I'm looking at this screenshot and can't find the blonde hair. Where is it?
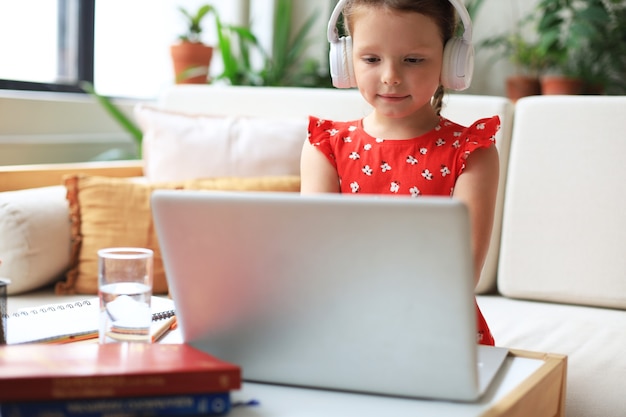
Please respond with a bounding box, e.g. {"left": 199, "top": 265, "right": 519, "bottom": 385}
{"left": 342, "top": 0, "right": 457, "bottom": 115}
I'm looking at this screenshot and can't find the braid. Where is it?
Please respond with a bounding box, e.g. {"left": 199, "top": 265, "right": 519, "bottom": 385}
{"left": 431, "top": 85, "right": 445, "bottom": 115}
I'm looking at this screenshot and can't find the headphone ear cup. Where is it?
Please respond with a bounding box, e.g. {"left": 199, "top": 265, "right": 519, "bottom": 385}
{"left": 329, "top": 36, "right": 356, "bottom": 89}
{"left": 441, "top": 37, "right": 474, "bottom": 91}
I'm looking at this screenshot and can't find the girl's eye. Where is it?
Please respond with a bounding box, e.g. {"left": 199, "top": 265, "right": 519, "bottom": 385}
{"left": 406, "top": 57, "right": 424, "bottom": 64}
{"left": 362, "top": 57, "right": 380, "bottom": 64}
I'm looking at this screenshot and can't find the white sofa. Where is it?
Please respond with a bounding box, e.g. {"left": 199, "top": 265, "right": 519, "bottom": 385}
{"left": 1, "top": 86, "right": 625, "bottom": 417}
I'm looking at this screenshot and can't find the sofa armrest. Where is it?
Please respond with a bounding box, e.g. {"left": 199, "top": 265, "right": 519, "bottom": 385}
{"left": 0, "top": 160, "right": 144, "bottom": 192}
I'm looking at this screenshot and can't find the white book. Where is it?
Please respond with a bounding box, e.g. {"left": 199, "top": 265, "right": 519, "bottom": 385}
{"left": 6, "top": 296, "right": 175, "bottom": 344}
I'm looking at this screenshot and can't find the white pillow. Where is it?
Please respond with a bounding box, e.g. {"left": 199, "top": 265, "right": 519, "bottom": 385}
{"left": 135, "top": 105, "right": 307, "bottom": 182}
{"left": 0, "top": 186, "right": 71, "bottom": 295}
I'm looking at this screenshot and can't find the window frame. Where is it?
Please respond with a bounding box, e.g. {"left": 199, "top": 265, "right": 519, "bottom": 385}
{"left": 0, "top": 0, "right": 95, "bottom": 93}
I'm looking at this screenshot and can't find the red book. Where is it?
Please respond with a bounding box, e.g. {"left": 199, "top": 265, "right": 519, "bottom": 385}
{"left": 0, "top": 343, "right": 241, "bottom": 402}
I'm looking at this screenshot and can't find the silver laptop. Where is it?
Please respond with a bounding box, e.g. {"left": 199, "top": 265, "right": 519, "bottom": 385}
{"left": 151, "top": 190, "right": 508, "bottom": 402}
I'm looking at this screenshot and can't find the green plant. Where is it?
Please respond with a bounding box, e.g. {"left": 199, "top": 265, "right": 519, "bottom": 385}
{"left": 535, "top": 0, "right": 624, "bottom": 91}
{"left": 177, "top": 4, "right": 215, "bottom": 43}
{"left": 80, "top": 81, "right": 143, "bottom": 160}
{"left": 212, "top": 0, "right": 330, "bottom": 88}
{"left": 213, "top": 15, "right": 262, "bottom": 86}
{"left": 260, "top": 0, "right": 325, "bottom": 87}
{"left": 603, "top": 5, "right": 626, "bottom": 94}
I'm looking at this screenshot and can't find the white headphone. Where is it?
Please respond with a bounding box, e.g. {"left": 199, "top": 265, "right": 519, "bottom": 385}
{"left": 327, "top": 0, "right": 474, "bottom": 91}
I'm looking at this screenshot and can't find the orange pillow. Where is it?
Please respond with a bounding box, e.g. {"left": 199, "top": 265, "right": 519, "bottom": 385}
{"left": 57, "top": 175, "right": 300, "bottom": 295}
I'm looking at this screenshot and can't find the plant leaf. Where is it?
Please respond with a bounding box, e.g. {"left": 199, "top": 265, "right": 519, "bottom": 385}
{"left": 80, "top": 81, "right": 142, "bottom": 158}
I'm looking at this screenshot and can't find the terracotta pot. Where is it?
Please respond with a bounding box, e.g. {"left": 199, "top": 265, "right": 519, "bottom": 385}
{"left": 170, "top": 42, "right": 214, "bottom": 84}
{"left": 506, "top": 75, "right": 541, "bottom": 102}
{"left": 582, "top": 83, "right": 605, "bottom": 95}
{"left": 540, "top": 76, "right": 584, "bottom": 95}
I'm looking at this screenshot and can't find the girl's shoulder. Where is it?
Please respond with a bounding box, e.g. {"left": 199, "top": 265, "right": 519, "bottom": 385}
{"left": 308, "top": 116, "right": 360, "bottom": 131}
{"left": 441, "top": 116, "right": 501, "bottom": 141}
{"left": 308, "top": 116, "right": 362, "bottom": 144}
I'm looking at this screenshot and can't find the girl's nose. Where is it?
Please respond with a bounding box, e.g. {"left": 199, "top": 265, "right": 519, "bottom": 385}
{"left": 381, "top": 62, "right": 401, "bottom": 85}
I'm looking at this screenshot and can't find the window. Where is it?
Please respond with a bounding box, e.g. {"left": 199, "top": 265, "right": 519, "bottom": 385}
{"left": 0, "top": 0, "right": 93, "bottom": 93}
{"left": 0, "top": 0, "right": 251, "bottom": 99}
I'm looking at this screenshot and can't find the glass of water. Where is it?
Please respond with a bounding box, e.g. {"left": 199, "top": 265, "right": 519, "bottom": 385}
{"left": 98, "top": 248, "right": 154, "bottom": 344}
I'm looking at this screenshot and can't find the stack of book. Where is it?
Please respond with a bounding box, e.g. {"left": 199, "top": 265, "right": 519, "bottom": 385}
{"left": 0, "top": 343, "right": 242, "bottom": 416}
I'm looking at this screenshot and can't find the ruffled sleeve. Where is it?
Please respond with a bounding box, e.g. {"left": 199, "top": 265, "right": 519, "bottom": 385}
{"left": 308, "top": 116, "right": 338, "bottom": 168}
{"left": 456, "top": 116, "right": 500, "bottom": 175}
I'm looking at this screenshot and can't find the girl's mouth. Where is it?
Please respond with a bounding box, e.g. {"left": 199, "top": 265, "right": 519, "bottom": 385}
{"left": 378, "top": 94, "right": 409, "bottom": 102}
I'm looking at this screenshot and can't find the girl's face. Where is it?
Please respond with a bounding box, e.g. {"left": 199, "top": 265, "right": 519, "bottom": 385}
{"left": 350, "top": 6, "right": 444, "bottom": 123}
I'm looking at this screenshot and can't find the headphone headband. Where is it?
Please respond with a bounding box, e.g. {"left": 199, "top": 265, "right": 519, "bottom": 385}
{"left": 327, "top": 0, "right": 348, "bottom": 43}
{"left": 448, "top": 0, "right": 472, "bottom": 43}
{"left": 328, "top": 0, "right": 473, "bottom": 44}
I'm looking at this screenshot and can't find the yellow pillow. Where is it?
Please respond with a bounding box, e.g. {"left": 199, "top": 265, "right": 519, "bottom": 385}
{"left": 57, "top": 175, "right": 301, "bottom": 295}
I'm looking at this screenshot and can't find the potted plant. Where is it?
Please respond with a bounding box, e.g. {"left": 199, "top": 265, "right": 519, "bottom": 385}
{"left": 170, "top": 4, "right": 215, "bottom": 84}
{"left": 534, "top": 0, "right": 620, "bottom": 95}
{"left": 533, "top": 0, "right": 582, "bottom": 94}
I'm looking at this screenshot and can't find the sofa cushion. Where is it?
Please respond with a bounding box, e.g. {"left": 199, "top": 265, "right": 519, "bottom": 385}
{"left": 478, "top": 295, "right": 626, "bottom": 417}
{"left": 0, "top": 186, "right": 71, "bottom": 295}
{"left": 135, "top": 105, "right": 307, "bottom": 183}
{"left": 498, "top": 96, "right": 626, "bottom": 309}
{"left": 57, "top": 175, "right": 301, "bottom": 295}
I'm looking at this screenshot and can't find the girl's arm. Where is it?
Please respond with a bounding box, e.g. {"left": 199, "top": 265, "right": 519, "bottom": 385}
{"left": 300, "top": 141, "right": 341, "bottom": 194}
{"left": 452, "top": 145, "right": 500, "bottom": 286}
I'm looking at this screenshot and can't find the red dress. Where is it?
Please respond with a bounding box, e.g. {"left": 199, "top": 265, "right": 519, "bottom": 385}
{"left": 308, "top": 115, "right": 500, "bottom": 346}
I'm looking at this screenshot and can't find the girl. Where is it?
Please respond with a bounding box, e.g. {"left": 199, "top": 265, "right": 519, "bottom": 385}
{"left": 300, "top": 0, "right": 499, "bottom": 345}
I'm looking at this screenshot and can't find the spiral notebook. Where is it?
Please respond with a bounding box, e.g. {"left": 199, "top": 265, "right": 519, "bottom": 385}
{"left": 5, "top": 296, "right": 176, "bottom": 345}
